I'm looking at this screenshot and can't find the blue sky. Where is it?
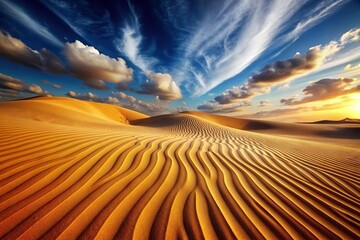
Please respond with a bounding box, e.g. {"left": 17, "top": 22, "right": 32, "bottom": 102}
{"left": 0, "top": 0, "right": 360, "bottom": 119}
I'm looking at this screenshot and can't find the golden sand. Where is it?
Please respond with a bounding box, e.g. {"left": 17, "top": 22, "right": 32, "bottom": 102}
{"left": 0, "top": 97, "right": 359, "bottom": 239}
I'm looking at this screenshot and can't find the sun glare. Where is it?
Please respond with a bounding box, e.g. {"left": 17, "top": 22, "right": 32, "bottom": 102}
{"left": 346, "top": 93, "right": 360, "bottom": 117}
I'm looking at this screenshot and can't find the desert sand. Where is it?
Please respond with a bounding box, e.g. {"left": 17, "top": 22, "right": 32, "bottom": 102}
{"left": 0, "top": 97, "right": 359, "bottom": 239}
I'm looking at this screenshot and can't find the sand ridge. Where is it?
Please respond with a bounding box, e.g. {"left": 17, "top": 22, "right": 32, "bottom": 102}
{"left": 0, "top": 97, "right": 359, "bottom": 239}
{"left": 183, "top": 111, "right": 360, "bottom": 148}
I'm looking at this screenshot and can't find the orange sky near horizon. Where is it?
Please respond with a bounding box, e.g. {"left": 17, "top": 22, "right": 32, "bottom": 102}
{"left": 243, "top": 93, "right": 360, "bottom": 122}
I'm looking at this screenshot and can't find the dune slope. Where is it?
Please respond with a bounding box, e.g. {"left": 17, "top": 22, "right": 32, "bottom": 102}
{"left": 184, "top": 111, "right": 360, "bottom": 148}
{"left": 0, "top": 98, "right": 359, "bottom": 239}
{"left": 0, "top": 97, "right": 148, "bottom": 127}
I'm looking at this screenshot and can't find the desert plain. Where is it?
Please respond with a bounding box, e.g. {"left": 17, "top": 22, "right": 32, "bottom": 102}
{"left": 0, "top": 97, "right": 359, "bottom": 239}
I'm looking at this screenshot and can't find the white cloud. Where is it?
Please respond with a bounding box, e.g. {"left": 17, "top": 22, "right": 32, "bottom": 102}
{"left": 66, "top": 91, "right": 100, "bottom": 101}
{"left": 181, "top": 1, "right": 306, "bottom": 96}
{"left": 340, "top": 28, "right": 360, "bottom": 45}
{"left": 157, "top": 0, "right": 346, "bottom": 97}
{"left": 63, "top": 40, "right": 133, "bottom": 90}
{"left": 344, "top": 63, "right": 360, "bottom": 71}
{"left": 40, "top": 0, "right": 114, "bottom": 40}
{"left": 207, "top": 27, "right": 359, "bottom": 108}
{"left": 116, "top": 25, "right": 154, "bottom": 72}
{"left": 115, "top": 0, "right": 157, "bottom": 72}
{"left": 27, "top": 84, "right": 43, "bottom": 94}
{"left": 283, "top": 0, "right": 346, "bottom": 43}
{"left": 138, "top": 72, "right": 182, "bottom": 100}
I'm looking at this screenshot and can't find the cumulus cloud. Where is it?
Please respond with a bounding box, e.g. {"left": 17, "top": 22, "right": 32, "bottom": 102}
{"left": 104, "top": 96, "right": 121, "bottom": 104}
{"left": 248, "top": 44, "right": 340, "bottom": 88}
{"left": 63, "top": 40, "right": 133, "bottom": 90}
{"left": 0, "top": 73, "right": 51, "bottom": 99}
{"left": 259, "top": 100, "right": 271, "bottom": 107}
{"left": 340, "top": 28, "right": 360, "bottom": 45}
{"left": 137, "top": 72, "right": 182, "bottom": 100}
{"left": 114, "top": 91, "right": 136, "bottom": 103}
{"left": 66, "top": 90, "right": 170, "bottom": 115}
{"left": 281, "top": 78, "right": 360, "bottom": 105}
{"left": 280, "top": 96, "right": 297, "bottom": 105}
{"left": 344, "top": 63, "right": 360, "bottom": 71}
{"left": 214, "top": 84, "right": 270, "bottom": 104}
{"left": 110, "top": 92, "right": 168, "bottom": 115}
{"left": 26, "top": 84, "right": 43, "bottom": 94}
{"left": 66, "top": 91, "right": 100, "bottom": 101}
{"left": 174, "top": 102, "right": 189, "bottom": 113}
{"left": 197, "top": 100, "right": 251, "bottom": 113}
{"left": 0, "top": 73, "right": 26, "bottom": 91}
{"left": 0, "top": 33, "right": 135, "bottom": 91}
{"left": 0, "top": 31, "right": 67, "bottom": 74}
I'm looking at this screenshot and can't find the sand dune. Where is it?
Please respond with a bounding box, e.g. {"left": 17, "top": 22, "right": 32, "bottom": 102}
{"left": 184, "top": 111, "right": 360, "bottom": 148}
{"left": 0, "top": 97, "right": 359, "bottom": 239}
{"left": 1, "top": 97, "right": 148, "bottom": 127}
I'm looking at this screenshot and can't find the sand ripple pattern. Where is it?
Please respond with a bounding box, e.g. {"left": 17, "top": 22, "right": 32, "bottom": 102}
{"left": 0, "top": 113, "right": 359, "bottom": 240}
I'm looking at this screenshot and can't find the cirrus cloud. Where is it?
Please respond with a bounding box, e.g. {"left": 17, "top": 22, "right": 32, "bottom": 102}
{"left": 199, "top": 27, "right": 358, "bottom": 112}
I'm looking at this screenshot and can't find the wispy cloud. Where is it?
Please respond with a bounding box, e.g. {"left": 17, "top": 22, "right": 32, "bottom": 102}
{"left": 40, "top": 0, "right": 114, "bottom": 40}
{"left": 0, "top": 1, "right": 63, "bottom": 46}
{"left": 115, "top": 0, "right": 157, "bottom": 72}
{"left": 156, "top": 0, "right": 347, "bottom": 97}
{"left": 199, "top": 27, "right": 360, "bottom": 112}
{"left": 282, "top": 0, "right": 347, "bottom": 43}
{"left": 176, "top": 0, "right": 305, "bottom": 96}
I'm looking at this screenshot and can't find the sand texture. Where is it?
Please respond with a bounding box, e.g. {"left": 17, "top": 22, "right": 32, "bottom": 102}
{"left": 0, "top": 97, "right": 359, "bottom": 239}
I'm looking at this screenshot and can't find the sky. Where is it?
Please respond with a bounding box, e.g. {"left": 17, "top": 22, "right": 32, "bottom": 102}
{"left": 0, "top": 0, "right": 360, "bottom": 121}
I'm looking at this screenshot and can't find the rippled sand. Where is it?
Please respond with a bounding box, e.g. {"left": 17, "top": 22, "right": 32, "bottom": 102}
{"left": 0, "top": 97, "right": 359, "bottom": 239}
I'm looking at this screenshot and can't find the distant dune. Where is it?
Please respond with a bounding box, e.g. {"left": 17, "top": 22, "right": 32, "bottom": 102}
{"left": 183, "top": 111, "right": 360, "bottom": 148}
{"left": 307, "top": 118, "right": 360, "bottom": 124}
{"left": 0, "top": 97, "right": 359, "bottom": 239}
